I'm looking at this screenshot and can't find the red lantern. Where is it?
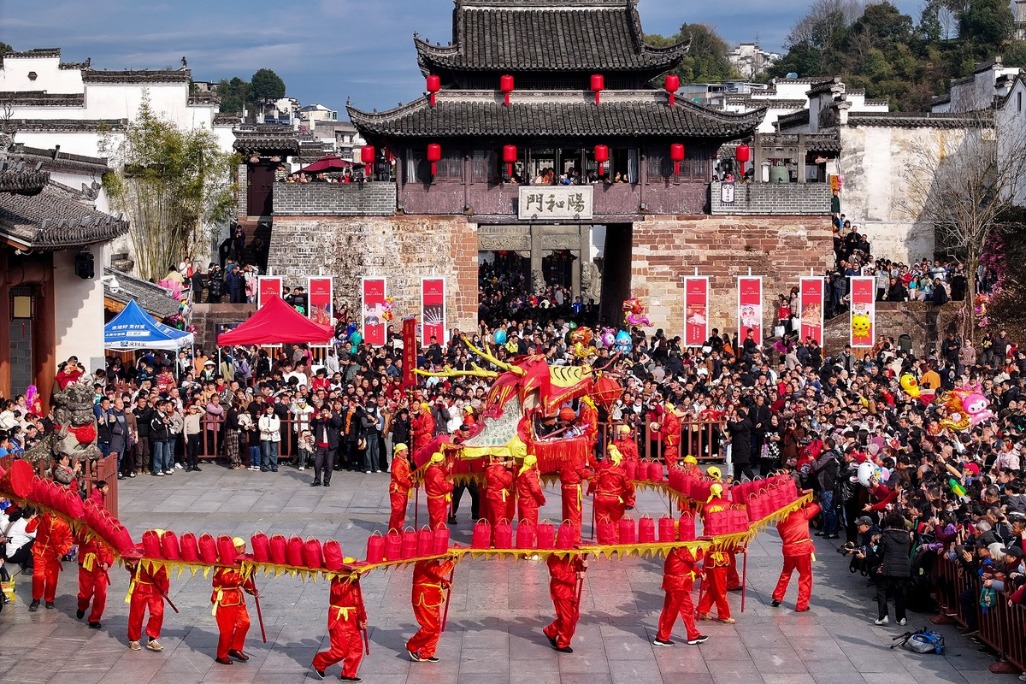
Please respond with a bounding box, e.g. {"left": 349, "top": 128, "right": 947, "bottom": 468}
{"left": 500, "top": 74, "right": 514, "bottom": 107}
{"left": 594, "top": 144, "right": 609, "bottom": 177}
{"left": 502, "top": 144, "right": 517, "bottom": 178}
{"left": 736, "top": 144, "right": 751, "bottom": 175}
{"left": 426, "top": 74, "right": 441, "bottom": 107}
{"left": 427, "top": 143, "right": 442, "bottom": 176}
{"left": 665, "top": 74, "right": 680, "bottom": 107}
{"left": 670, "top": 143, "right": 685, "bottom": 176}
{"left": 590, "top": 73, "right": 605, "bottom": 105}
{"left": 361, "top": 145, "right": 376, "bottom": 180}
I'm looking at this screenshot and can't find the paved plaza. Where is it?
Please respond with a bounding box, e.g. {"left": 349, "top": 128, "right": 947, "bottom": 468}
{"left": 0, "top": 465, "right": 1012, "bottom": 683}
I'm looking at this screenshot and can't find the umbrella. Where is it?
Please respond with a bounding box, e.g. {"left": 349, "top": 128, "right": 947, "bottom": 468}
{"left": 298, "top": 154, "right": 354, "bottom": 174}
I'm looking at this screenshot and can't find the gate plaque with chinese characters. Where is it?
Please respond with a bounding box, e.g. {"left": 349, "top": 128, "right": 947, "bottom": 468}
{"left": 518, "top": 186, "right": 593, "bottom": 220}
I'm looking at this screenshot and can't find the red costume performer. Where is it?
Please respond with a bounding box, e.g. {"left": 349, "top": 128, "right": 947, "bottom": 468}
{"left": 411, "top": 403, "right": 435, "bottom": 455}
{"left": 515, "top": 454, "right": 545, "bottom": 527}
{"left": 771, "top": 502, "right": 821, "bottom": 612}
{"left": 655, "top": 546, "right": 707, "bottom": 645}
{"left": 592, "top": 445, "right": 635, "bottom": 524}
{"left": 559, "top": 459, "right": 593, "bottom": 542}
{"left": 30, "top": 512, "right": 73, "bottom": 609}
{"left": 612, "top": 425, "right": 640, "bottom": 463}
{"left": 424, "top": 452, "right": 453, "bottom": 531}
{"left": 580, "top": 397, "right": 599, "bottom": 449}
{"left": 312, "top": 572, "right": 367, "bottom": 680}
{"left": 76, "top": 531, "right": 114, "bottom": 627}
{"left": 407, "top": 557, "right": 455, "bottom": 662}
{"left": 389, "top": 444, "right": 413, "bottom": 532}
{"left": 126, "top": 558, "right": 170, "bottom": 651}
{"left": 660, "top": 404, "right": 683, "bottom": 463}
{"left": 543, "top": 554, "right": 586, "bottom": 652}
{"left": 483, "top": 459, "right": 514, "bottom": 525}
{"left": 705, "top": 467, "right": 741, "bottom": 590}
{"left": 697, "top": 484, "right": 734, "bottom": 622}
{"left": 211, "top": 539, "right": 256, "bottom": 665}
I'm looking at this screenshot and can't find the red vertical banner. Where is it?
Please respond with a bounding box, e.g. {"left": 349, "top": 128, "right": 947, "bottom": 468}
{"left": 307, "top": 276, "right": 333, "bottom": 348}
{"left": 401, "top": 316, "right": 418, "bottom": 390}
{"left": 421, "top": 277, "right": 446, "bottom": 347}
{"left": 737, "top": 276, "right": 764, "bottom": 345}
{"left": 361, "top": 277, "right": 387, "bottom": 347}
{"left": 798, "top": 276, "right": 825, "bottom": 346}
{"left": 257, "top": 276, "right": 283, "bottom": 309}
{"left": 682, "top": 276, "right": 709, "bottom": 347}
{"left": 849, "top": 276, "right": 876, "bottom": 348}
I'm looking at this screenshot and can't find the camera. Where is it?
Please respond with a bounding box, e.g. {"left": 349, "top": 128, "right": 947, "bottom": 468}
{"left": 837, "top": 542, "right": 855, "bottom": 555}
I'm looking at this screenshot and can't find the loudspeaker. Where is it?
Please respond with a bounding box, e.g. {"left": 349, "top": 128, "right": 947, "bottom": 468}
{"left": 74, "top": 250, "right": 94, "bottom": 279}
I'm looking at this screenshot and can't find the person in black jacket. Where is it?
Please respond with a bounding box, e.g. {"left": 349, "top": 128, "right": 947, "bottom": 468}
{"left": 873, "top": 513, "right": 911, "bottom": 625}
{"left": 813, "top": 439, "right": 841, "bottom": 539}
{"left": 132, "top": 396, "right": 154, "bottom": 477}
{"left": 725, "top": 407, "right": 754, "bottom": 481}
{"left": 149, "top": 401, "right": 173, "bottom": 477}
{"left": 310, "top": 406, "right": 343, "bottom": 487}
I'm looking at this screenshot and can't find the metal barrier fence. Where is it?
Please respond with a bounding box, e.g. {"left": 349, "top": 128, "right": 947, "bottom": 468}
{"left": 0, "top": 453, "right": 118, "bottom": 517}
{"left": 933, "top": 554, "right": 1025, "bottom": 673}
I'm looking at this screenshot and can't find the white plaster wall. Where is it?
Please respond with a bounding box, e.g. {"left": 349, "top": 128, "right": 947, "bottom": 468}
{"left": 0, "top": 55, "right": 85, "bottom": 93}
{"left": 13, "top": 131, "right": 118, "bottom": 158}
{"left": 997, "top": 80, "right": 1026, "bottom": 207}
{"left": 53, "top": 245, "right": 107, "bottom": 374}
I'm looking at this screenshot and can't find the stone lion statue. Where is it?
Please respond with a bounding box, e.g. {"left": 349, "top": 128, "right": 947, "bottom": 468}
{"left": 24, "top": 380, "right": 101, "bottom": 464}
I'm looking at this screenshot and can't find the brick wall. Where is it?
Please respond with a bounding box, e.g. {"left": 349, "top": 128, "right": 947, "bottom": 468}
{"left": 191, "top": 303, "right": 257, "bottom": 354}
{"left": 710, "top": 181, "right": 832, "bottom": 215}
{"left": 273, "top": 182, "right": 397, "bottom": 216}
{"left": 268, "top": 215, "right": 478, "bottom": 333}
{"left": 631, "top": 216, "right": 835, "bottom": 335}
{"left": 236, "top": 163, "right": 247, "bottom": 218}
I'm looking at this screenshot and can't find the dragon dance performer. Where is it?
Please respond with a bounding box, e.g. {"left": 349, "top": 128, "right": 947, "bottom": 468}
{"left": 483, "top": 457, "right": 514, "bottom": 543}
{"left": 313, "top": 565, "right": 367, "bottom": 681}
{"left": 211, "top": 538, "right": 257, "bottom": 665}
{"left": 705, "top": 466, "right": 742, "bottom": 590}
{"left": 771, "top": 501, "right": 821, "bottom": 612}
{"left": 659, "top": 402, "right": 683, "bottom": 464}
{"left": 125, "top": 545, "right": 171, "bottom": 652}
{"left": 579, "top": 396, "right": 600, "bottom": 454}
{"left": 558, "top": 458, "right": 593, "bottom": 542}
{"left": 697, "top": 484, "right": 735, "bottom": 624}
{"left": 410, "top": 402, "right": 435, "bottom": 455}
{"left": 591, "top": 444, "right": 635, "bottom": 524}
{"left": 424, "top": 452, "right": 453, "bottom": 531}
{"left": 543, "top": 554, "right": 586, "bottom": 653}
{"left": 654, "top": 546, "right": 708, "bottom": 646}
{"left": 29, "top": 510, "right": 73, "bottom": 611}
{"left": 612, "top": 425, "right": 640, "bottom": 464}
{"left": 388, "top": 444, "right": 413, "bottom": 532}
{"left": 516, "top": 454, "right": 545, "bottom": 527}
{"left": 76, "top": 529, "right": 114, "bottom": 628}
{"left": 407, "top": 557, "right": 455, "bottom": 663}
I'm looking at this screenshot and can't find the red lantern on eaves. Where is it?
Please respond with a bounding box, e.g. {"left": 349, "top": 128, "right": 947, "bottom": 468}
{"left": 427, "top": 143, "right": 442, "bottom": 176}
{"left": 426, "top": 74, "right": 441, "bottom": 107}
{"left": 360, "top": 145, "right": 376, "bottom": 179}
{"left": 665, "top": 74, "right": 680, "bottom": 107}
{"left": 500, "top": 74, "right": 514, "bottom": 107}
{"left": 594, "top": 144, "right": 609, "bottom": 177}
{"left": 590, "top": 73, "right": 605, "bottom": 105}
{"left": 736, "top": 144, "right": 751, "bottom": 175}
{"left": 670, "top": 143, "right": 685, "bottom": 176}
{"left": 502, "top": 145, "right": 517, "bottom": 178}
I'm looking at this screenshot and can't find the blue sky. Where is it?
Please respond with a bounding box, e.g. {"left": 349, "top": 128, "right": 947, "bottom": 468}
{"left": 2, "top": 0, "right": 924, "bottom": 114}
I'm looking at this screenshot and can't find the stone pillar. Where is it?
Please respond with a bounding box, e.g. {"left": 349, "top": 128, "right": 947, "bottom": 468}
{"left": 578, "top": 225, "right": 591, "bottom": 296}
{"left": 530, "top": 223, "right": 545, "bottom": 292}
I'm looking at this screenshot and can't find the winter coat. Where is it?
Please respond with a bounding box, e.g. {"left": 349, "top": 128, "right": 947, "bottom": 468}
{"left": 875, "top": 528, "right": 911, "bottom": 578}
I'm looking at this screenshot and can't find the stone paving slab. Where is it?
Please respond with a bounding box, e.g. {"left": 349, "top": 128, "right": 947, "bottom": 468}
{"left": 0, "top": 464, "right": 1017, "bottom": 683}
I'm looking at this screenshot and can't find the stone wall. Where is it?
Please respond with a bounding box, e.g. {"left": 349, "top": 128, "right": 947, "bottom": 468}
{"left": 822, "top": 301, "right": 962, "bottom": 357}
{"left": 191, "top": 303, "right": 256, "bottom": 354}
{"left": 273, "top": 183, "right": 397, "bottom": 216}
{"left": 630, "top": 216, "right": 835, "bottom": 335}
{"left": 710, "top": 181, "right": 832, "bottom": 215}
{"left": 268, "top": 215, "right": 478, "bottom": 333}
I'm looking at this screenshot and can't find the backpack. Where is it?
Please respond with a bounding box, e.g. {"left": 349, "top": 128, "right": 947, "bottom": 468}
{"left": 891, "top": 628, "right": 945, "bottom": 655}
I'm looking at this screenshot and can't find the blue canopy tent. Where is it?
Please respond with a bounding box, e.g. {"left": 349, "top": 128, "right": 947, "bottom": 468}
{"left": 104, "top": 300, "right": 194, "bottom": 351}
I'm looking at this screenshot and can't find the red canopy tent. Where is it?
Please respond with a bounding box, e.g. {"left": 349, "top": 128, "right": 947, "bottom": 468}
{"left": 298, "top": 154, "right": 354, "bottom": 174}
{"left": 217, "top": 296, "right": 334, "bottom": 346}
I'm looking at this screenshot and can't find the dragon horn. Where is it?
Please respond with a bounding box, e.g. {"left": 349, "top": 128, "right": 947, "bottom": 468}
{"left": 462, "top": 336, "right": 526, "bottom": 376}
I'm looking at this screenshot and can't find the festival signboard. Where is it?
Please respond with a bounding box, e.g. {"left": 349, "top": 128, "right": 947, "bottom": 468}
{"left": 257, "top": 276, "right": 283, "bottom": 309}
{"left": 307, "top": 277, "right": 333, "bottom": 345}
{"left": 799, "top": 276, "right": 825, "bottom": 346}
{"left": 402, "top": 316, "right": 418, "bottom": 391}
{"left": 849, "top": 276, "right": 876, "bottom": 348}
{"left": 361, "top": 277, "right": 387, "bottom": 347}
{"left": 737, "top": 276, "right": 764, "bottom": 345}
{"left": 682, "top": 276, "right": 709, "bottom": 347}
{"left": 421, "top": 277, "right": 446, "bottom": 347}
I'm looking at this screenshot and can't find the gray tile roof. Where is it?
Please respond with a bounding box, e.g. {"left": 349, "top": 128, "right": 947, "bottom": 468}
{"left": 846, "top": 111, "right": 992, "bottom": 128}
{"left": 103, "top": 267, "right": 181, "bottom": 319}
{"left": 348, "top": 94, "right": 763, "bottom": 139}
{"left": 233, "top": 130, "right": 300, "bottom": 154}
{"left": 0, "top": 185, "right": 128, "bottom": 249}
{"left": 82, "top": 69, "right": 191, "bottom": 84}
{"left": 415, "top": 0, "right": 687, "bottom": 73}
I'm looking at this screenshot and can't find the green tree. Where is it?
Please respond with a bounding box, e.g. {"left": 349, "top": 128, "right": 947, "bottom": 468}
{"left": 0, "top": 42, "right": 13, "bottom": 57}
{"left": 248, "top": 68, "right": 286, "bottom": 106}
{"left": 647, "top": 24, "right": 741, "bottom": 82}
{"left": 959, "top": 0, "right": 1014, "bottom": 48}
{"left": 101, "top": 99, "right": 238, "bottom": 281}
{"left": 217, "top": 76, "right": 249, "bottom": 113}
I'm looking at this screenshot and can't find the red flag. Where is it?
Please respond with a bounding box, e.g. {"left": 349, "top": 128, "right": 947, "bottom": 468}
{"left": 402, "top": 317, "right": 418, "bottom": 390}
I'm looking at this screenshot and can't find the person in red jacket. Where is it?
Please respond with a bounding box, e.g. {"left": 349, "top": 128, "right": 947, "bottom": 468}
{"left": 29, "top": 511, "right": 73, "bottom": 611}
{"left": 654, "top": 546, "right": 708, "bottom": 646}
{"left": 483, "top": 458, "right": 514, "bottom": 544}
{"left": 389, "top": 444, "right": 413, "bottom": 532}
{"left": 543, "top": 553, "right": 586, "bottom": 653}
{"left": 76, "top": 530, "right": 114, "bottom": 628}
{"left": 407, "top": 557, "right": 455, "bottom": 663}
{"left": 579, "top": 396, "right": 599, "bottom": 450}
{"left": 697, "top": 484, "right": 735, "bottom": 623}
{"left": 211, "top": 538, "right": 257, "bottom": 665}
{"left": 424, "top": 452, "right": 453, "bottom": 531}
{"left": 125, "top": 553, "right": 170, "bottom": 652}
{"left": 516, "top": 454, "right": 545, "bottom": 527}
{"left": 313, "top": 567, "right": 367, "bottom": 681}
{"left": 660, "top": 403, "right": 683, "bottom": 463}
{"left": 410, "top": 402, "right": 435, "bottom": 456}
{"left": 771, "top": 502, "right": 821, "bottom": 612}
{"left": 592, "top": 445, "right": 635, "bottom": 524}
{"left": 612, "top": 425, "right": 640, "bottom": 463}
{"left": 559, "top": 458, "right": 593, "bottom": 542}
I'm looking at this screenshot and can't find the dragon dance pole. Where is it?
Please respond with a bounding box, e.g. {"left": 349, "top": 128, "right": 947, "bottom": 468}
{"left": 441, "top": 563, "right": 457, "bottom": 632}
{"left": 740, "top": 545, "right": 748, "bottom": 613}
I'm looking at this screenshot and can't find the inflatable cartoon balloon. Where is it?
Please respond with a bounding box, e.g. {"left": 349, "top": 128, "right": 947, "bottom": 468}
{"left": 899, "top": 374, "right": 921, "bottom": 399}
{"left": 493, "top": 329, "right": 507, "bottom": 345}
{"left": 857, "top": 462, "right": 890, "bottom": 487}
{"left": 614, "top": 330, "right": 633, "bottom": 354}
{"left": 600, "top": 329, "right": 616, "bottom": 348}
{"left": 346, "top": 322, "right": 358, "bottom": 336}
